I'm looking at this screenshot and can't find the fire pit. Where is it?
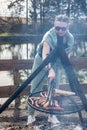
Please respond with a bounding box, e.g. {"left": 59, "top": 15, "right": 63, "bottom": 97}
{"left": 28, "top": 89, "right": 84, "bottom": 124}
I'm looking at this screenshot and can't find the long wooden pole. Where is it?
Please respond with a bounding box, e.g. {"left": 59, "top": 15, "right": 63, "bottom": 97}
{"left": 0, "top": 48, "right": 57, "bottom": 114}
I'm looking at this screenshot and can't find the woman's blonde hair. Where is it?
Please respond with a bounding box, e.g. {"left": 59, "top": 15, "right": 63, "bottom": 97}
{"left": 55, "top": 15, "right": 69, "bottom": 23}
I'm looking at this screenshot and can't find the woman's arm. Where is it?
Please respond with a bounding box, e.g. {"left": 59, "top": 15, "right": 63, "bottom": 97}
{"left": 42, "top": 42, "right": 55, "bottom": 82}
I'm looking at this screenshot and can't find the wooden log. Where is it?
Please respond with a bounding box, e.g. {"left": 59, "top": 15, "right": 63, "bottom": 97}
{"left": 55, "top": 89, "right": 75, "bottom": 95}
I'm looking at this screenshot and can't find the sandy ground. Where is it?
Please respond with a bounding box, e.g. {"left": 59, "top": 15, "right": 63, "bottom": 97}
{"left": 0, "top": 101, "right": 87, "bottom": 130}
{"left": 0, "top": 94, "right": 87, "bottom": 130}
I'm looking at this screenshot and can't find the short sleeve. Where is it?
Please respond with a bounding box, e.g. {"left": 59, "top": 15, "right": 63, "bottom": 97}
{"left": 41, "top": 32, "right": 53, "bottom": 48}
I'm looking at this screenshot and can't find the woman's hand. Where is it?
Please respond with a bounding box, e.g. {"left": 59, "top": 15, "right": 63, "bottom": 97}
{"left": 48, "top": 68, "right": 55, "bottom": 82}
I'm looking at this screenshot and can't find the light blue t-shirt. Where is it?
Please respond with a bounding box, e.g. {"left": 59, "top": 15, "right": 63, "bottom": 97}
{"left": 37, "top": 27, "right": 74, "bottom": 56}
{"left": 36, "top": 27, "right": 74, "bottom": 88}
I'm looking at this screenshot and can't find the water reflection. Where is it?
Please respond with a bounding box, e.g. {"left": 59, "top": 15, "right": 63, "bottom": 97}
{"left": 0, "top": 43, "right": 34, "bottom": 59}
{"left": 0, "top": 43, "right": 34, "bottom": 86}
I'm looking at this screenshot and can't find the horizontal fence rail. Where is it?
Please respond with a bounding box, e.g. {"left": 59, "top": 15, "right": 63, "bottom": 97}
{"left": 0, "top": 34, "right": 87, "bottom": 44}
{"left": 0, "top": 83, "right": 87, "bottom": 98}
{"left": 0, "top": 57, "right": 87, "bottom": 98}
{"left": 0, "top": 57, "right": 87, "bottom": 71}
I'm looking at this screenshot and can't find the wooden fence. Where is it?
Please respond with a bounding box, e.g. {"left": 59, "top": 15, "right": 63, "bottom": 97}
{"left": 0, "top": 34, "right": 87, "bottom": 117}
{"left": 0, "top": 56, "right": 87, "bottom": 118}
{"left": 0, "top": 56, "right": 87, "bottom": 97}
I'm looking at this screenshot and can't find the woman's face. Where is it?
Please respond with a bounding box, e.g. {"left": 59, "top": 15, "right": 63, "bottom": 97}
{"left": 54, "top": 21, "right": 68, "bottom": 36}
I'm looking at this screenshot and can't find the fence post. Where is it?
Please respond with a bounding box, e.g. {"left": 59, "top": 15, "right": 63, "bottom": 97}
{"left": 12, "top": 56, "right": 20, "bottom": 119}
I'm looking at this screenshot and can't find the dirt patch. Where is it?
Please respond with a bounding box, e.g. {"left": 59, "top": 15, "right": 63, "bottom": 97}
{"left": 0, "top": 104, "right": 87, "bottom": 130}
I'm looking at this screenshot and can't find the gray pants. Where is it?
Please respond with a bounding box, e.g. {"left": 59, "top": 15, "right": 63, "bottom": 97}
{"left": 28, "top": 53, "right": 61, "bottom": 115}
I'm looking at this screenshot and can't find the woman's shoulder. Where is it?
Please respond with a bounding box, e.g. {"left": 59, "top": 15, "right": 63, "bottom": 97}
{"left": 44, "top": 27, "right": 55, "bottom": 36}
{"left": 66, "top": 30, "right": 74, "bottom": 39}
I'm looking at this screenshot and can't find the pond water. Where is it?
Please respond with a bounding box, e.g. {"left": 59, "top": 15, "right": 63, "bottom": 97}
{"left": 0, "top": 43, "right": 34, "bottom": 86}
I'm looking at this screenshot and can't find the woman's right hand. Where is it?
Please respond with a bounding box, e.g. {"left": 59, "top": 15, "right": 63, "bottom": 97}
{"left": 48, "top": 68, "right": 55, "bottom": 82}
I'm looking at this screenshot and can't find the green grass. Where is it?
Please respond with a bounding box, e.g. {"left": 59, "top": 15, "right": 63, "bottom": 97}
{"left": 0, "top": 33, "right": 29, "bottom": 36}
{"left": 0, "top": 33, "right": 42, "bottom": 36}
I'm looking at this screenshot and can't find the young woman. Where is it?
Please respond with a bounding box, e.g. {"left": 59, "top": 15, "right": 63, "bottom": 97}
{"left": 27, "top": 14, "right": 74, "bottom": 125}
